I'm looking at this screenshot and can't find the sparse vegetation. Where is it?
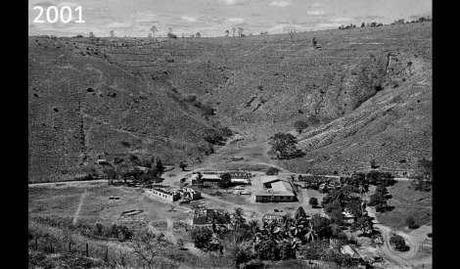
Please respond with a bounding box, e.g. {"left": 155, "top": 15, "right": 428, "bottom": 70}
{"left": 29, "top": 20, "right": 431, "bottom": 269}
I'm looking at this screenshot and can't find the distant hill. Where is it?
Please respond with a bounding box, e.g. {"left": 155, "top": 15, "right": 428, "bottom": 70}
{"left": 28, "top": 21, "right": 431, "bottom": 181}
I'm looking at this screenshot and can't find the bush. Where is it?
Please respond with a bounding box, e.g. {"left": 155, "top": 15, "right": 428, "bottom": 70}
{"left": 406, "top": 216, "right": 419, "bottom": 229}
{"left": 390, "top": 234, "right": 410, "bottom": 252}
{"left": 293, "top": 120, "right": 309, "bottom": 133}
{"left": 191, "top": 226, "right": 213, "bottom": 250}
{"left": 218, "top": 173, "right": 232, "bottom": 188}
{"left": 366, "top": 171, "right": 396, "bottom": 187}
{"left": 266, "top": 167, "right": 279, "bottom": 175}
{"left": 309, "top": 197, "right": 319, "bottom": 208}
{"left": 269, "top": 133, "right": 304, "bottom": 159}
{"left": 203, "top": 129, "right": 226, "bottom": 145}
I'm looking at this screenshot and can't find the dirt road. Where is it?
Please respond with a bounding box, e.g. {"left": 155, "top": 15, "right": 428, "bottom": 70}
{"left": 367, "top": 207, "right": 430, "bottom": 268}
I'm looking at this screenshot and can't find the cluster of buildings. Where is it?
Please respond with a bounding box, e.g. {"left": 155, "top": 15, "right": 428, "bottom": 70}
{"left": 189, "top": 170, "right": 253, "bottom": 186}
{"left": 145, "top": 186, "right": 201, "bottom": 202}
{"left": 255, "top": 176, "right": 297, "bottom": 203}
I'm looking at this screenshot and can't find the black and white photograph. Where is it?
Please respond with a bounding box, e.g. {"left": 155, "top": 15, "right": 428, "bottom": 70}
{"left": 28, "top": 0, "right": 432, "bottom": 268}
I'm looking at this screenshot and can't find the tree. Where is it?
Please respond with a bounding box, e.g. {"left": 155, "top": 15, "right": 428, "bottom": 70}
{"left": 219, "top": 172, "right": 232, "bottom": 188}
{"left": 195, "top": 32, "right": 201, "bottom": 38}
{"left": 231, "top": 27, "right": 236, "bottom": 37}
{"left": 225, "top": 29, "right": 230, "bottom": 37}
{"left": 191, "top": 226, "right": 213, "bottom": 250}
{"left": 294, "top": 120, "right": 309, "bottom": 133}
{"left": 310, "top": 214, "right": 332, "bottom": 239}
{"left": 167, "top": 27, "right": 177, "bottom": 38}
{"left": 232, "top": 242, "right": 253, "bottom": 267}
{"left": 179, "top": 161, "right": 187, "bottom": 171}
{"left": 390, "top": 234, "right": 409, "bottom": 252}
{"left": 288, "top": 29, "right": 296, "bottom": 40}
{"left": 370, "top": 159, "right": 379, "bottom": 169}
{"left": 294, "top": 206, "right": 307, "bottom": 221}
{"left": 309, "top": 197, "right": 319, "bottom": 208}
{"left": 406, "top": 216, "right": 419, "bottom": 229}
{"left": 155, "top": 159, "right": 165, "bottom": 174}
{"left": 89, "top": 32, "right": 95, "bottom": 38}
{"left": 413, "top": 158, "right": 432, "bottom": 191}
{"left": 361, "top": 22, "right": 365, "bottom": 28}
{"left": 130, "top": 229, "right": 169, "bottom": 268}
{"left": 150, "top": 25, "right": 158, "bottom": 38}
{"left": 266, "top": 167, "right": 279, "bottom": 175}
{"left": 269, "top": 133, "right": 303, "bottom": 159}
{"left": 102, "top": 165, "right": 117, "bottom": 184}
{"left": 312, "top": 37, "right": 317, "bottom": 47}
{"left": 110, "top": 30, "right": 115, "bottom": 38}
{"left": 237, "top": 27, "right": 244, "bottom": 37}
{"left": 351, "top": 214, "right": 375, "bottom": 236}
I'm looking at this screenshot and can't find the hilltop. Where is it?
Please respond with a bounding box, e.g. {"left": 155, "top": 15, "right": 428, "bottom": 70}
{"left": 28, "top": 21, "right": 431, "bottom": 181}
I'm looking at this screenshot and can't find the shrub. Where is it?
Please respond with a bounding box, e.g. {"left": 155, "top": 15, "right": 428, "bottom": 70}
{"left": 366, "top": 171, "right": 396, "bottom": 186}
{"left": 390, "top": 234, "right": 409, "bottom": 252}
{"left": 218, "top": 173, "right": 232, "bottom": 188}
{"left": 309, "top": 197, "right": 319, "bottom": 208}
{"left": 293, "top": 120, "right": 309, "bottom": 133}
{"left": 269, "top": 133, "right": 304, "bottom": 159}
{"left": 266, "top": 167, "right": 279, "bottom": 175}
{"left": 203, "top": 129, "right": 225, "bottom": 145}
{"left": 406, "top": 216, "right": 419, "bottom": 229}
{"left": 191, "top": 226, "right": 213, "bottom": 250}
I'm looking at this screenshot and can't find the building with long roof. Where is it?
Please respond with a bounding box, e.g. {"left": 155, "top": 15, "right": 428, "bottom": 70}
{"left": 255, "top": 177, "right": 297, "bottom": 202}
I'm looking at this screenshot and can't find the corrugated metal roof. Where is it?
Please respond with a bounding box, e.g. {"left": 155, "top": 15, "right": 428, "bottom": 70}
{"left": 256, "top": 181, "right": 295, "bottom": 196}
{"left": 261, "top": 176, "right": 282, "bottom": 184}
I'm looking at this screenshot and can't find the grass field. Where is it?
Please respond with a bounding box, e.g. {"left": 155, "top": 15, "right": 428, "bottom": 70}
{"left": 377, "top": 181, "right": 432, "bottom": 229}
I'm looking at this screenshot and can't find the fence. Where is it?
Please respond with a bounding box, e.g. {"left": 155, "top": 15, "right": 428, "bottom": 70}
{"left": 29, "top": 236, "right": 138, "bottom": 266}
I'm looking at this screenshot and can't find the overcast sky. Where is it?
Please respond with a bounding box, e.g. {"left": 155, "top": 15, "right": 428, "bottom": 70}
{"left": 29, "top": 0, "right": 432, "bottom": 37}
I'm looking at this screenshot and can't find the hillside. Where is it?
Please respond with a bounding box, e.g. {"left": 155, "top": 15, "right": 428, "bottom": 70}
{"left": 28, "top": 37, "right": 223, "bottom": 182}
{"left": 28, "top": 22, "right": 431, "bottom": 181}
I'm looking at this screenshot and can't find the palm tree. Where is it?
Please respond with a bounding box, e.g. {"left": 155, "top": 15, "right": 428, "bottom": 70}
{"left": 305, "top": 222, "right": 317, "bottom": 242}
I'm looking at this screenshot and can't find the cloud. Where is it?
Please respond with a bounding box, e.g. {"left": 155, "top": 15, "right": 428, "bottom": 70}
{"left": 330, "top": 17, "right": 353, "bottom": 23}
{"left": 181, "top": 16, "right": 197, "bottom": 22}
{"left": 311, "top": 2, "right": 323, "bottom": 8}
{"left": 227, "top": 17, "right": 245, "bottom": 24}
{"left": 107, "top": 21, "right": 134, "bottom": 29}
{"left": 307, "top": 10, "right": 325, "bottom": 16}
{"left": 267, "top": 23, "right": 308, "bottom": 34}
{"left": 269, "top": 1, "right": 291, "bottom": 8}
{"left": 315, "top": 22, "right": 341, "bottom": 29}
{"left": 219, "top": 0, "right": 248, "bottom": 6}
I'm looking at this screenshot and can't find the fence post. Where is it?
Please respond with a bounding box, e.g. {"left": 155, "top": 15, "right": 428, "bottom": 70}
{"left": 105, "top": 246, "right": 108, "bottom": 262}
{"left": 85, "top": 242, "right": 89, "bottom": 257}
{"left": 68, "top": 241, "right": 72, "bottom": 252}
{"left": 49, "top": 242, "right": 53, "bottom": 253}
{"left": 35, "top": 238, "right": 38, "bottom": 251}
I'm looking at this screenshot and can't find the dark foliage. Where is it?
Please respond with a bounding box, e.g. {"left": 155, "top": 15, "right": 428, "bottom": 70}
{"left": 293, "top": 120, "right": 309, "bottom": 133}
{"left": 269, "top": 133, "right": 304, "bottom": 159}
{"left": 390, "top": 234, "right": 410, "bottom": 252}
{"left": 265, "top": 167, "right": 279, "bottom": 175}
{"left": 405, "top": 216, "right": 419, "bottom": 229}
{"left": 309, "top": 197, "right": 319, "bottom": 208}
